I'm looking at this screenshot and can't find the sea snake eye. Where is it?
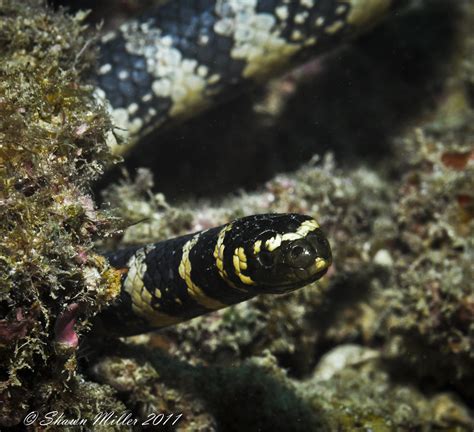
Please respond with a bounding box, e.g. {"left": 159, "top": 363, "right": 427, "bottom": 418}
{"left": 288, "top": 243, "right": 314, "bottom": 268}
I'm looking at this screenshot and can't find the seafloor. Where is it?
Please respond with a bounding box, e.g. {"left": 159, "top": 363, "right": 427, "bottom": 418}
{"left": 0, "top": 0, "right": 473, "bottom": 430}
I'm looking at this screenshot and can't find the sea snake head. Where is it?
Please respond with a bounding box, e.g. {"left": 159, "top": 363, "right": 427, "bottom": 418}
{"left": 225, "top": 214, "right": 332, "bottom": 294}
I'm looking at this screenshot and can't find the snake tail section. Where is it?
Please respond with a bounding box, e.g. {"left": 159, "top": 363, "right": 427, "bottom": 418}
{"left": 96, "top": 213, "right": 332, "bottom": 336}
{"left": 94, "top": 0, "right": 399, "bottom": 155}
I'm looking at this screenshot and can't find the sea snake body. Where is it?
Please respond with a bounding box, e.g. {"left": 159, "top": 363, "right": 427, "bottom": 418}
{"left": 94, "top": 0, "right": 398, "bottom": 335}
{"left": 93, "top": 0, "right": 398, "bottom": 155}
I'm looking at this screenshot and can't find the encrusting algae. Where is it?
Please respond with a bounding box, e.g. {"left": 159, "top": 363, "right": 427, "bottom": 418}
{"left": 0, "top": 0, "right": 123, "bottom": 426}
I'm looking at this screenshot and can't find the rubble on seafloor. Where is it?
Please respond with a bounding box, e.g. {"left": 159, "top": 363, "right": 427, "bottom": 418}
{"left": 0, "top": 0, "right": 473, "bottom": 430}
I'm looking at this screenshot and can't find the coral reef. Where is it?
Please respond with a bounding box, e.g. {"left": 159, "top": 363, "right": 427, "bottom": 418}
{"left": 0, "top": 0, "right": 122, "bottom": 426}
{"left": 383, "top": 124, "right": 474, "bottom": 398}
{"left": 1, "top": 0, "right": 473, "bottom": 430}
{"left": 299, "top": 345, "right": 474, "bottom": 430}
{"left": 93, "top": 1, "right": 474, "bottom": 429}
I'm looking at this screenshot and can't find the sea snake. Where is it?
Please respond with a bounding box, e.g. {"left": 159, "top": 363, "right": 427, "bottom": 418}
{"left": 96, "top": 214, "right": 332, "bottom": 336}
{"left": 93, "top": 0, "right": 398, "bottom": 335}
